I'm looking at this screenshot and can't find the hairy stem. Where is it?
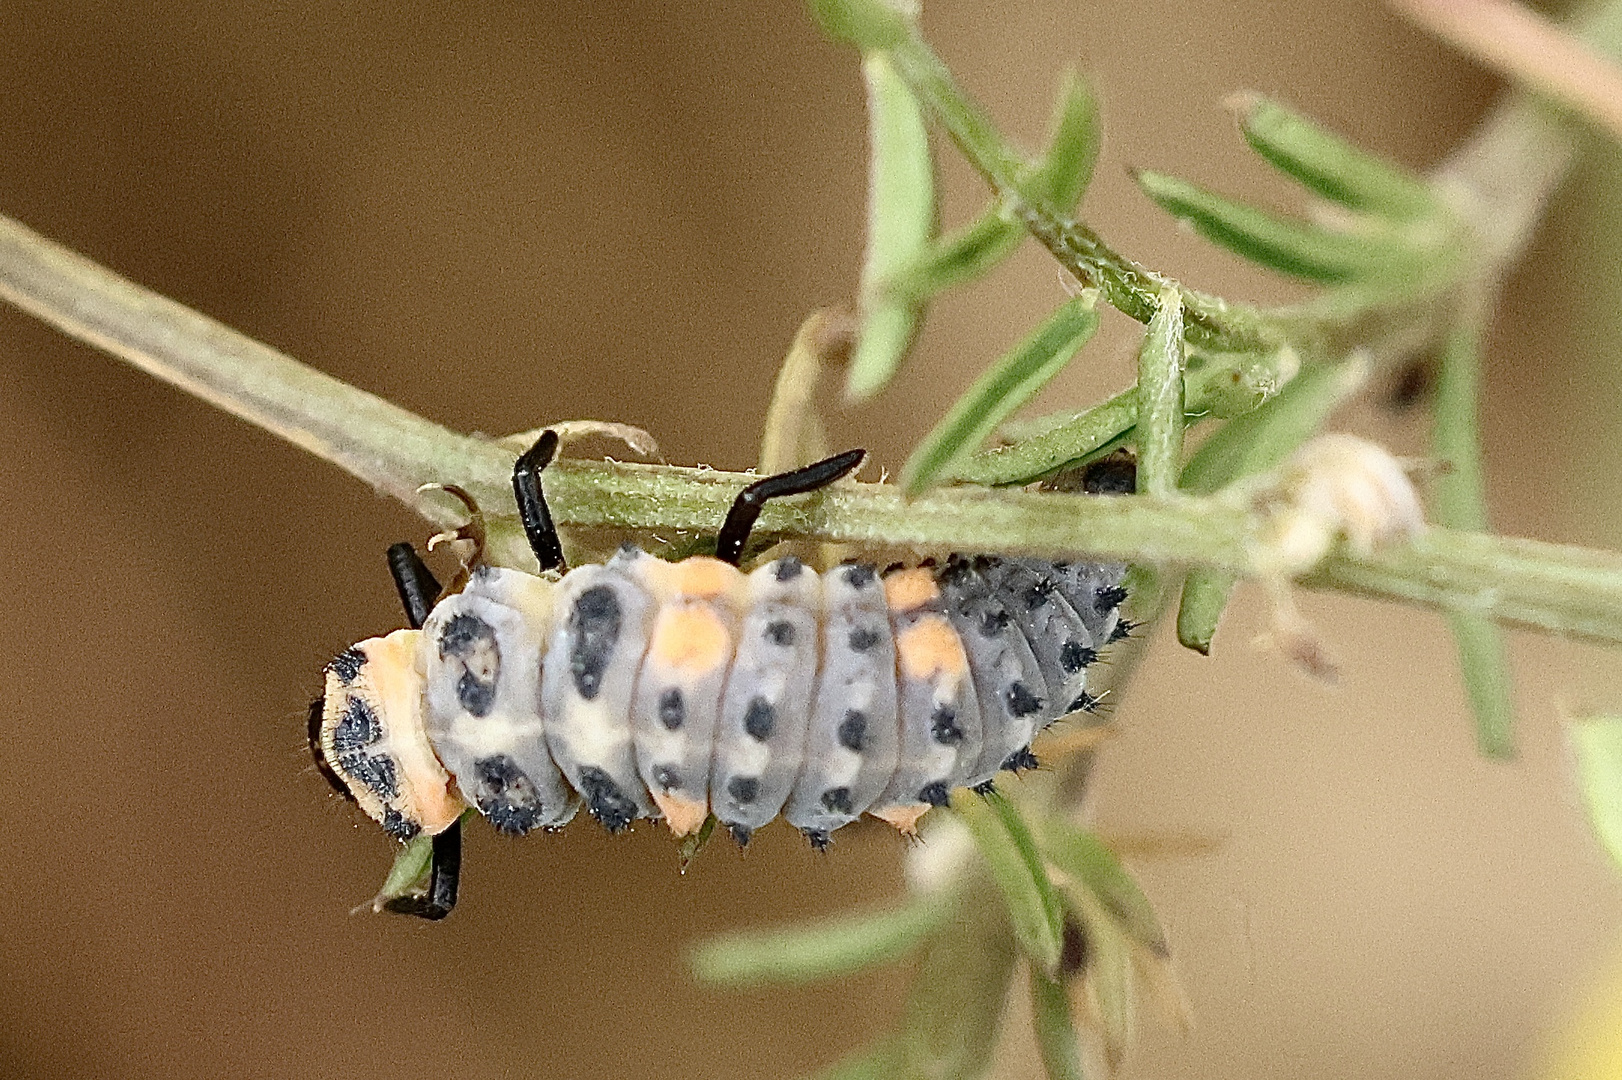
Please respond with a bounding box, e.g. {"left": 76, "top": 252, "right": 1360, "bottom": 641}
{"left": 4, "top": 213, "right": 1622, "bottom": 644}
{"left": 0, "top": 214, "right": 508, "bottom": 527}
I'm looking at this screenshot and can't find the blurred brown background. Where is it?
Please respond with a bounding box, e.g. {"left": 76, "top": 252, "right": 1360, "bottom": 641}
{"left": 3, "top": 1, "right": 1621, "bottom": 1078}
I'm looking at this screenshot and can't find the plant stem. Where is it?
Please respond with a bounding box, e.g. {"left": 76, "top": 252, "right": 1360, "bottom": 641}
{"left": 0, "top": 213, "right": 506, "bottom": 529}
{"left": 885, "top": 37, "right": 1281, "bottom": 354}
{"left": 882, "top": 13, "right": 1617, "bottom": 373}
{"left": 7, "top": 211, "right": 1622, "bottom": 643}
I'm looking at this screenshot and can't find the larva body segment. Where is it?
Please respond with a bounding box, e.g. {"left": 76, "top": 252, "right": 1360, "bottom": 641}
{"left": 781, "top": 562, "right": 900, "bottom": 843}
{"left": 710, "top": 557, "right": 822, "bottom": 843}
{"left": 540, "top": 553, "right": 662, "bottom": 831}
{"left": 871, "top": 568, "right": 983, "bottom": 833}
{"left": 317, "top": 552, "right": 1127, "bottom": 848}
{"left": 422, "top": 567, "right": 577, "bottom": 833}
{"left": 938, "top": 558, "right": 1055, "bottom": 788}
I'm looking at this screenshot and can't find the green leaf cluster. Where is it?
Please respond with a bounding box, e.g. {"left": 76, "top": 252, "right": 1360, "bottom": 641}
{"left": 819, "top": 0, "right": 1512, "bottom": 756}
{"left": 692, "top": 790, "right": 1177, "bottom": 1080}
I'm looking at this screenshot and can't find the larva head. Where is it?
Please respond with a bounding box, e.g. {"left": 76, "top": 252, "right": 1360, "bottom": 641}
{"left": 315, "top": 628, "right": 463, "bottom": 840}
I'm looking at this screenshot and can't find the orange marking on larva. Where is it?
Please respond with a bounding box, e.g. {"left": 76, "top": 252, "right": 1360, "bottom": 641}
{"left": 883, "top": 568, "right": 939, "bottom": 612}
{"left": 654, "top": 791, "right": 710, "bottom": 837}
{"left": 671, "top": 557, "right": 739, "bottom": 599}
{"left": 896, "top": 615, "right": 967, "bottom": 681}
{"left": 650, "top": 605, "right": 731, "bottom": 673}
{"left": 871, "top": 803, "right": 931, "bottom": 836}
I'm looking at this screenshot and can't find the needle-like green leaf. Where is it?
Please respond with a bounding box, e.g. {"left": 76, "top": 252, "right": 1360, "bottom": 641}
{"left": 1135, "top": 169, "right": 1424, "bottom": 284}
{"left": 902, "top": 296, "right": 1098, "bottom": 492}
{"left": 1030, "top": 968, "right": 1087, "bottom": 1080}
{"left": 847, "top": 51, "right": 936, "bottom": 401}
{"left": 1433, "top": 319, "right": 1516, "bottom": 757}
{"left": 954, "top": 793, "right": 1067, "bottom": 975}
{"left": 883, "top": 71, "right": 1100, "bottom": 306}
{"left": 805, "top": 0, "right": 914, "bottom": 49}
{"left": 1026, "top": 71, "right": 1102, "bottom": 211}
{"left": 886, "top": 212, "right": 1025, "bottom": 305}
{"left": 1036, "top": 818, "right": 1170, "bottom": 959}
{"left": 1134, "top": 287, "right": 1185, "bottom": 498}
{"left": 372, "top": 833, "right": 434, "bottom": 907}
{"left": 690, "top": 895, "right": 953, "bottom": 986}
{"left": 1236, "top": 94, "right": 1440, "bottom": 221}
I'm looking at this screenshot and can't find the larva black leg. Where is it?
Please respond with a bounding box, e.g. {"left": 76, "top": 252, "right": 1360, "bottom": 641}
{"left": 714, "top": 448, "right": 866, "bottom": 566}
{"left": 386, "top": 543, "right": 442, "bottom": 630}
{"left": 512, "top": 429, "right": 566, "bottom": 573}
{"left": 381, "top": 821, "right": 462, "bottom": 921}
{"left": 383, "top": 541, "right": 459, "bottom": 920}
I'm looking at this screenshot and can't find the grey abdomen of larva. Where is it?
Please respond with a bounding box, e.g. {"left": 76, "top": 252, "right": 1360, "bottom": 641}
{"left": 418, "top": 548, "right": 1126, "bottom": 845}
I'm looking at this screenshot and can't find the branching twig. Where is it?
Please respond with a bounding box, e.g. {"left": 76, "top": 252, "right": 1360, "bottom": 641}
{"left": 4, "top": 211, "right": 1622, "bottom": 644}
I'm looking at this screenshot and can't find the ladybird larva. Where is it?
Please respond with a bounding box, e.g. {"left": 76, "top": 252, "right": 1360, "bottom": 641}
{"left": 312, "top": 435, "right": 1128, "bottom": 917}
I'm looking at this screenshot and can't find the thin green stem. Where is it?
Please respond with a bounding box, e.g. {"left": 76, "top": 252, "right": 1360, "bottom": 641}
{"left": 1432, "top": 316, "right": 1515, "bottom": 755}
{"left": 880, "top": 20, "right": 1611, "bottom": 377}
{"left": 0, "top": 213, "right": 503, "bottom": 529}
{"left": 886, "top": 36, "right": 1281, "bottom": 354}
{"left": 7, "top": 209, "right": 1622, "bottom": 644}
{"left": 1135, "top": 287, "right": 1186, "bottom": 497}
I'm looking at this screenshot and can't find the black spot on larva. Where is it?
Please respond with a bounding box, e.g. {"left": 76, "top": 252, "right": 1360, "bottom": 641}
{"left": 616, "top": 541, "right": 641, "bottom": 558}
{"left": 568, "top": 585, "right": 622, "bottom": 701}
{"left": 972, "top": 778, "right": 998, "bottom": 796}
{"left": 326, "top": 648, "right": 365, "bottom": 685}
{"left": 332, "top": 696, "right": 380, "bottom": 753}
{"left": 1094, "top": 584, "right": 1129, "bottom": 613}
{"left": 380, "top": 808, "right": 419, "bottom": 841}
{"left": 1069, "top": 691, "right": 1102, "bottom": 714}
{"left": 820, "top": 786, "right": 853, "bottom": 814}
{"left": 456, "top": 676, "right": 496, "bottom": 716}
{"left": 1023, "top": 578, "right": 1054, "bottom": 609}
{"left": 1109, "top": 618, "right": 1135, "bottom": 643}
{"left": 652, "top": 764, "right": 682, "bottom": 791}
{"left": 803, "top": 828, "right": 831, "bottom": 852}
{"left": 1005, "top": 681, "right": 1044, "bottom": 718}
{"left": 658, "top": 688, "right": 685, "bottom": 730}
{"left": 1002, "top": 746, "right": 1040, "bottom": 773}
{"left": 727, "top": 776, "right": 759, "bottom": 804}
{"left": 727, "top": 823, "right": 753, "bottom": 847}
{"left": 342, "top": 752, "right": 400, "bottom": 800}
{"left": 842, "top": 563, "right": 877, "bottom": 589}
{"left": 918, "top": 781, "right": 950, "bottom": 807}
{"left": 743, "top": 698, "right": 777, "bottom": 740}
{"left": 439, "top": 613, "right": 500, "bottom": 717}
{"left": 931, "top": 704, "right": 963, "bottom": 745}
{"left": 577, "top": 766, "right": 637, "bottom": 833}
{"left": 773, "top": 556, "right": 804, "bottom": 582}
{"left": 847, "top": 626, "right": 882, "bottom": 652}
{"left": 308, "top": 698, "right": 354, "bottom": 801}
{"left": 1059, "top": 640, "right": 1097, "bottom": 674}
{"left": 764, "top": 620, "right": 796, "bottom": 647}
{"left": 837, "top": 710, "right": 868, "bottom": 752}
{"left": 472, "top": 755, "right": 546, "bottom": 835}
{"left": 978, "top": 609, "right": 1010, "bottom": 637}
